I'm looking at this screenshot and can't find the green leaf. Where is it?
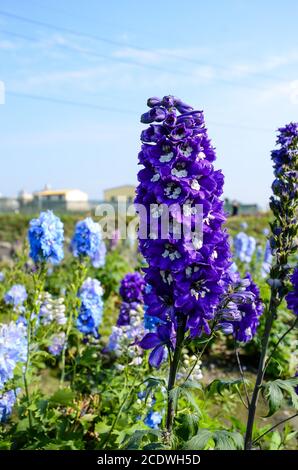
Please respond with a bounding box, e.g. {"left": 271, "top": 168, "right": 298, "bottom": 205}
{"left": 183, "top": 429, "right": 212, "bottom": 450}
{"left": 184, "top": 429, "right": 243, "bottom": 450}
{"left": 213, "top": 430, "right": 243, "bottom": 450}
{"left": 207, "top": 378, "right": 247, "bottom": 396}
{"left": 123, "top": 429, "right": 159, "bottom": 450}
{"left": 95, "top": 422, "right": 111, "bottom": 434}
{"left": 49, "top": 388, "right": 75, "bottom": 406}
{"left": 264, "top": 378, "right": 298, "bottom": 417}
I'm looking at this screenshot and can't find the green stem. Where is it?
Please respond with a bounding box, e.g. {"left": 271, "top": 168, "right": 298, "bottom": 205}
{"left": 60, "top": 262, "right": 86, "bottom": 386}
{"left": 244, "top": 291, "right": 277, "bottom": 450}
{"left": 166, "top": 315, "right": 186, "bottom": 436}
{"left": 24, "top": 314, "right": 33, "bottom": 430}
{"left": 252, "top": 412, "right": 298, "bottom": 445}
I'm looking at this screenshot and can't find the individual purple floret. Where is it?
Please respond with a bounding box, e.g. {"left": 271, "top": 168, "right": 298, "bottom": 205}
{"left": 286, "top": 267, "right": 298, "bottom": 316}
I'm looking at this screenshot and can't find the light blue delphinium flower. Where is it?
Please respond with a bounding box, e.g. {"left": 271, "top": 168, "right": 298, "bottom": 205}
{"left": 144, "top": 410, "right": 163, "bottom": 429}
{"left": 261, "top": 240, "right": 273, "bottom": 278}
{"left": 28, "top": 211, "right": 64, "bottom": 264}
{"left": 48, "top": 332, "right": 66, "bottom": 356}
{"left": 4, "top": 284, "right": 27, "bottom": 311}
{"left": 0, "top": 272, "right": 5, "bottom": 282}
{"left": 0, "top": 322, "right": 27, "bottom": 390}
{"left": 77, "top": 278, "right": 104, "bottom": 337}
{"left": 71, "top": 217, "right": 106, "bottom": 268}
{"left": 246, "top": 236, "right": 256, "bottom": 262}
{"left": 0, "top": 389, "right": 19, "bottom": 423}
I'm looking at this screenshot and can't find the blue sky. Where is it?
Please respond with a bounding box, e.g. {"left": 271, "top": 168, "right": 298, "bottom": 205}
{"left": 0, "top": 0, "right": 298, "bottom": 207}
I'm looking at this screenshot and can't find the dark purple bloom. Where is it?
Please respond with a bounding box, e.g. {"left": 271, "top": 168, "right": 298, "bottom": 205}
{"left": 116, "top": 272, "right": 145, "bottom": 326}
{"left": 136, "top": 96, "right": 233, "bottom": 363}
{"left": 139, "top": 323, "right": 174, "bottom": 368}
{"left": 286, "top": 268, "right": 298, "bottom": 316}
{"left": 218, "top": 271, "right": 264, "bottom": 343}
{"left": 119, "top": 272, "right": 145, "bottom": 303}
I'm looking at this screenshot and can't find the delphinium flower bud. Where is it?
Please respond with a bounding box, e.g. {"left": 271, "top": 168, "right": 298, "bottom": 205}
{"left": 4, "top": 284, "right": 27, "bottom": 312}
{"left": 71, "top": 217, "right": 106, "bottom": 268}
{"left": 269, "top": 123, "right": 298, "bottom": 289}
{"left": 136, "top": 95, "right": 232, "bottom": 366}
{"left": 28, "top": 211, "right": 64, "bottom": 264}
{"left": 77, "top": 278, "right": 104, "bottom": 337}
{"left": 0, "top": 272, "right": 4, "bottom": 282}
{"left": 286, "top": 267, "right": 298, "bottom": 315}
{"left": 48, "top": 332, "right": 66, "bottom": 356}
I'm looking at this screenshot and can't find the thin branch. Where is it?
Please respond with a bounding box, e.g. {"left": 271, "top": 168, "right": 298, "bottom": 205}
{"left": 235, "top": 346, "right": 250, "bottom": 406}
{"left": 182, "top": 332, "right": 215, "bottom": 386}
{"left": 252, "top": 413, "right": 298, "bottom": 445}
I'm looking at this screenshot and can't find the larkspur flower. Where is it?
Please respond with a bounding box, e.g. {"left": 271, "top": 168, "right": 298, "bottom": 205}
{"left": 0, "top": 322, "right": 27, "bottom": 390}
{"left": 39, "top": 292, "right": 66, "bottom": 325}
{"left": 71, "top": 217, "right": 106, "bottom": 268}
{"left": 28, "top": 211, "right": 64, "bottom": 264}
{"left": 119, "top": 272, "right": 145, "bottom": 303}
{"left": 144, "top": 410, "right": 163, "bottom": 429}
{"left": 4, "top": 284, "right": 27, "bottom": 310}
{"left": 0, "top": 272, "right": 4, "bottom": 282}
{"left": 261, "top": 240, "right": 273, "bottom": 278}
{"left": 286, "top": 267, "right": 298, "bottom": 316}
{"left": 136, "top": 96, "right": 232, "bottom": 361}
{"left": 234, "top": 232, "right": 256, "bottom": 263}
{"left": 0, "top": 389, "right": 18, "bottom": 423}
{"left": 48, "top": 332, "right": 66, "bottom": 356}
{"left": 139, "top": 322, "right": 174, "bottom": 368}
{"left": 77, "top": 278, "right": 104, "bottom": 337}
{"left": 218, "top": 271, "right": 263, "bottom": 343}
{"left": 117, "top": 272, "right": 145, "bottom": 326}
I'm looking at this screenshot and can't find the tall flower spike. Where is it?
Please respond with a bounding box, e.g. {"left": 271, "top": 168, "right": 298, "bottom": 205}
{"left": 77, "top": 278, "right": 104, "bottom": 337}
{"left": 136, "top": 95, "right": 232, "bottom": 355}
{"left": 28, "top": 211, "right": 64, "bottom": 264}
{"left": 71, "top": 217, "right": 106, "bottom": 268}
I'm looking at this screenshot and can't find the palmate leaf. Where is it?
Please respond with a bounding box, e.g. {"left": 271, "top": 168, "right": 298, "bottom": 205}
{"left": 122, "top": 429, "right": 160, "bottom": 450}
{"left": 263, "top": 378, "right": 298, "bottom": 417}
{"left": 207, "top": 378, "right": 247, "bottom": 396}
{"left": 169, "top": 380, "right": 203, "bottom": 412}
{"left": 49, "top": 388, "right": 76, "bottom": 406}
{"left": 183, "top": 429, "right": 212, "bottom": 450}
{"left": 213, "top": 430, "right": 244, "bottom": 450}
{"left": 183, "top": 429, "right": 243, "bottom": 450}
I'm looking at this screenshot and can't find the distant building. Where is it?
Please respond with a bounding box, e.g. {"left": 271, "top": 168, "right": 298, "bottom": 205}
{"left": 33, "top": 188, "right": 89, "bottom": 212}
{"left": 18, "top": 190, "right": 33, "bottom": 207}
{"left": 103, "top": 185, "right": 136, "bottom": 204}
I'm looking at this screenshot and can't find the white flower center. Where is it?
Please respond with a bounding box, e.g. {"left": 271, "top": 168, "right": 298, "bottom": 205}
{"left": 159, "top": 152, "right": 174, "bottom": 163}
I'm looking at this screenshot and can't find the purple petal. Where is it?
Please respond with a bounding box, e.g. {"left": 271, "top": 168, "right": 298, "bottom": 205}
{"left": 139, "top": 332, "right": 160, "bottom": 350}
{"left": 149, "top": 345, "right": 165, "bottom": 368}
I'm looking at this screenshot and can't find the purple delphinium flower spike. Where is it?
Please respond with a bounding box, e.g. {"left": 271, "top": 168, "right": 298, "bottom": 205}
{"left": 136, "top": 96, "right": 232, "bottom": 363}
{"left": 116, "top": 272, "right": 145, "bottom": 326}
